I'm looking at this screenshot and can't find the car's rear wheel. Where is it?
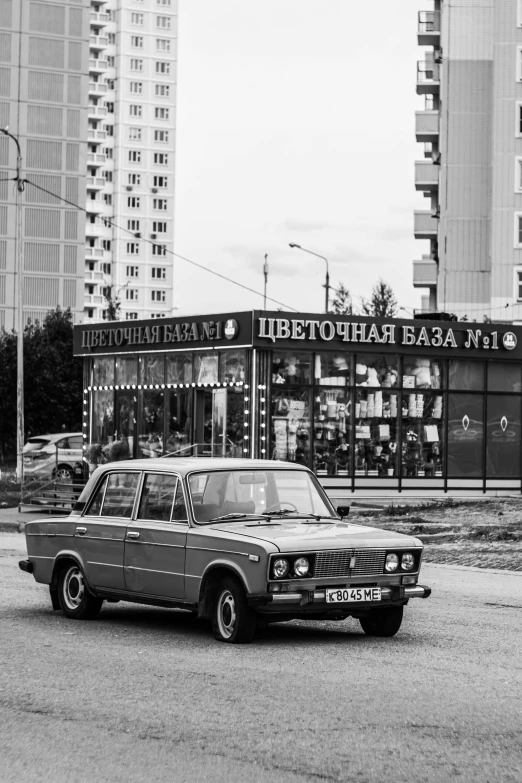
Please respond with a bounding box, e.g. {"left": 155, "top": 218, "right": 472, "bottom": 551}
{"left": 58, "top": 563, "right": 103, "bottom": 620}
{"left": 212, "top": 577, "right": 256, "bottom": 644}
{"left": 359, "top": 606, "right": 403, "bottom": 637}
{"left": 54, "top": 465, "right": 73, "bottom": 482}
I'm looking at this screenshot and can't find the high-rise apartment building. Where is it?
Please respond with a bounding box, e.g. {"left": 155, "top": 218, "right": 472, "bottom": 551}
{"left": 0, "top": 0, "right": 89, "bottom": 331}
{"left": 86, "top": 0, "right": 177, "bottom": 321}
{"left": 413, "top": 0, "right": 522, "bottom": 322}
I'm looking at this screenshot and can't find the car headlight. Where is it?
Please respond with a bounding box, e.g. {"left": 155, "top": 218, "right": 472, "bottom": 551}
{"left": 385, "top": 553, "right": 399, "bottom": 572}
{"left": 272, "top": 558, "right": 289, "bottom": 579}
{"left": 401, "top": 553, "right": 415, "bottom": 571}
{"left": 293, "top": 557, "right": 310, "bottom": 577}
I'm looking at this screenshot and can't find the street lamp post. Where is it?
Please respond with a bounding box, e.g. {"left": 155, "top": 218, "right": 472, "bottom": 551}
{"left": 1, "top": 128, "right": 25, "bottom": 483}
{"left": 289, "top": 243, "right": 330, "bottom": 313}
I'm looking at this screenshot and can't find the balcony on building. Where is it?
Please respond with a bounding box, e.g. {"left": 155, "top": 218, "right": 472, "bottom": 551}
{"left": 418, "top": 10, "right": 440, "bottom": 46}
{"left": 414, "top": 211, "right": 438, "bottom": 239}
{"left": 85, "top": 293, "right": 104, "bottom": 306}
{"left": 86, "top": 196, "right": 107, "bottom": 215}
{"left": 88, "top": 104, "right": 107, "bottom": 120}
{"left": 415, "top": 110, "right": 439, "bottom": 143}
{"left": 88, "top": 81, "right": 107, "bottom": 97}
{"left": 85, "top": 244, "right": 105, "bottom": 260}
{"left": 416, "top": 60, "right": 440, "bottom": 95}
{"left": 90, "top": 11, "right": 109, "bottom": 28}
{"left": 89, "top": 58, "right": 108, "bottom": 75}
{"left": 87, "top": 152, "right": 106, "bottom": 168}
{"left": 90, "top": 34, "right": 109, "bottom": 51}
{"left": 413, "top": 256, "right": 438, "bottom": 289}
{"left": 87, "top": 128, "right": 107, "bottom": 145}
{"left": 86, "top": 175, "right": 106, "bottom": 190}
{"left": 86, "top": 222, "right": 111, "bottom": 240}
{"left": 85, "top": 270, "right": 105, "bottom": 282}
{"left": 415, "top": 160, "right": 439, "bottom": 192}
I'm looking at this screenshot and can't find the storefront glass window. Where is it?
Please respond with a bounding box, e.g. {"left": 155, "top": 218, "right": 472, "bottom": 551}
{"left": 166, "top": 353, "right": 192, "bottom": 385}
{"left": 194, "top": 353, "right": 219, "bottom": 384}
{"left": 314, "top": 389, "right": 351, "bottom": 476}
{"left": 93, "top": 357, "right": 114, "bottom": 387}
{"left": 272, "top": 352, "right": 312, "bottom": 385}
{"left": 486, "top": 396, "right": 521, "bottom": 477}
{"left": 114, "top": 391, "right": 137, "bottom": 459}
{"left": 315, "top": 353, "right": 351, "bottom": 386}
{"left": 220, "top": 350, "right": 246, "bottom": 384}
{"left": 449, "top": 360, "right": 484, "bottom": 390}
{"left": 271, "top": 388, "right": 310, "bottom": 465}
{"left": 487, "top": 363, "right": 522, "bottom": 393}
{"left": 354, "top": 390, "right": 399, "bottom": 476}
{"left": 165, "top": 389, "right": 193, "bottom": 455}
{"left": 115, "top": 356, "right": 137, "bottom": 387}
{"left": 447, "top": 394, "right": 484, "bottom": 476}
{"left": 91, "top": 390, "right": 114, "bottom": 446}
{"left": 402, "top": 357, "right": 442, "bottom": 390}
{"left": 401, "top": 393, "right": 444, "bottom": 477}
{"left": 139, "top": 355, "right": 165, "bottom": 386}
{"left": 355, "top": 355, "right": 399, "bottom": 388}
{"left": 225, "top": 387, "right": 245, "bottom": 457}
{"left": 138, "top": 390, "right": 164, "bottom": 458}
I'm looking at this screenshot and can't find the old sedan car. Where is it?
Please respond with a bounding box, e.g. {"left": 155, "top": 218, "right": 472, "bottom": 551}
{"left": 19, "top": 458, "right": 431, "bottom": 643}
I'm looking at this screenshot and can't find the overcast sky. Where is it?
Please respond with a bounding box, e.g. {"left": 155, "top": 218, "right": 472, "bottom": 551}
{"left": 174, "top": 0, "right": 428, "bottom": 317}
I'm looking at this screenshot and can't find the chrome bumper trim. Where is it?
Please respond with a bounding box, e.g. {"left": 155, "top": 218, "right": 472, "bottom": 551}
{"left": 270, "top": 584, "right": 431, "bottom": 605}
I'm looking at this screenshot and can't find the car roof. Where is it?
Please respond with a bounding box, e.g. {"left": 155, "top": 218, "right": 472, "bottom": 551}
{"left": 99, "top": 458, "right": 310, "bottom": 477}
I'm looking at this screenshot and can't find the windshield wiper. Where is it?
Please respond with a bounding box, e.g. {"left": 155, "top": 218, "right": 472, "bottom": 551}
{"left": 208, "top": 513, "right": 263, "bottom": 523}
{"left": 261, "top": 510, "right": 328, "bottom": 521}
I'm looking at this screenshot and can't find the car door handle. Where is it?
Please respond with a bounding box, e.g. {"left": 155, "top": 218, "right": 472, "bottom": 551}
{"left": 127, "top": 531, "right": 140, "bottom": 539}
{"left": 76, "top": 527, "right": 87, "bottom": 535}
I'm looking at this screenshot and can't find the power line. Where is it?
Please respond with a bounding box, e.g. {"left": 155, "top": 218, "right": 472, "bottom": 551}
{"left": 23, "top": 178, "right": 300, "bottom": 313}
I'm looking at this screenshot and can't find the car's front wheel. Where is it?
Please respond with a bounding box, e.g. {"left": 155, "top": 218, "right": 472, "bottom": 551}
{"left": 359, "top": 606, "right": 403, "bottom": 637}
{"left": 54, "top": 465, "right": 73, "bottom": 482}
{"left": 58, "top": 563, "right": 103, "bottom": 620}
{"left": 212, "top": 577, "right": 256, "bottom": 644}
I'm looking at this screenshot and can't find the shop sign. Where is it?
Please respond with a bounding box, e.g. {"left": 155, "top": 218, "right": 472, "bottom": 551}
{"left": 79, "top": 319, "right": 236, "bottom": 352}
{"left": 257, "top": 317, "right": 518, "bottom": 352}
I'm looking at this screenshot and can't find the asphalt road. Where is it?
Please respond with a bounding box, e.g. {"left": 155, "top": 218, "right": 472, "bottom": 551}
{"left": 1, "top": 533, "right": 521, "bottom": 783}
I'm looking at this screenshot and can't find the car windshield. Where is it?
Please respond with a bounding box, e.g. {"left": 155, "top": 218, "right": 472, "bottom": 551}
{"left": 187, "top": 469, "right": 336, "bottom": 524}
{"left": 23, "top": 438, "right": 52, "bottom": 453}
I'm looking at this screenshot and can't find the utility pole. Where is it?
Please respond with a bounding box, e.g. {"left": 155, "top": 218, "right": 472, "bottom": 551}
{"left": 263, "top": 254, "right": 268, "bottom": 309}
{"left": 1, "top": 128, "right": 25, "bottom": 484}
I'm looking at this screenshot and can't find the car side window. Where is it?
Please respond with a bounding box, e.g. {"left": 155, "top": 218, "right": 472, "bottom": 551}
{"left": 171, "top": 480, "right": 188, "bottom": 522}
{"left": 137, "top": 473, "right": 178, "bottom": 522}
{"left": 56, "top": 438, "right": 69, "bottom": 449}
{"left": 85, "top": 476, "right": 108, "bottom": 516}
{"left": 101, "top": 472, "right": 140, "bottom": 518}
{"left": 69, "top": 436, "right": 83, "bottom": 449}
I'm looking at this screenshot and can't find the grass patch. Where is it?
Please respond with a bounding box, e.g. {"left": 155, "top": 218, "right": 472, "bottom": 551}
{"left": 0, "top": 475, "right": 21, "bottom": 508}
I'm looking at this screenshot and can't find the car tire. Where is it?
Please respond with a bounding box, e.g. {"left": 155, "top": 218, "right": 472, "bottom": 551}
{"left": 359, "top": 606, "right": 403, "bottom": 637}
{"left": 58, "top": 563, "right": 103, "bottom": 620}
{"left": 212, "top": 577, "right": 256, "bottom": 644}
{"left": 54, "top": 465, "right": 73, "bottom": 482}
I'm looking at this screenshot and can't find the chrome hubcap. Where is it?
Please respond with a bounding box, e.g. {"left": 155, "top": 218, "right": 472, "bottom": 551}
{"left": 63, "top": 567, "right": 85, "bottom": 610}
{"left": 217, "top": 590, "right": 236, "bottom": 639}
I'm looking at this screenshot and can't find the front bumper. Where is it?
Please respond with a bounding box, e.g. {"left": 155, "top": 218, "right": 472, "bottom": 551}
{"left": 248, "top": 584, "right": 431, "bottom": 611}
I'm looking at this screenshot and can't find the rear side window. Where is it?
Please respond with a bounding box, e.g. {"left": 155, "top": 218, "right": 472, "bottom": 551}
{"left": 137, "top": 472, "right": 179, "bottom": 522}
{"left": 85, "top": 476, "right": 108, "bottom": 516}
{"left": 101, "top": 472, "right": 140, "bottom": 518}
{"left": 68, "top": 436, "right": 83, "bottom": 449}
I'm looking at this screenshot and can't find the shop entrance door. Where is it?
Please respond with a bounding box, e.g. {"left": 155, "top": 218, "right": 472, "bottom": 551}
{"left": 212, "top": 388, "right": 227, "bottom": 456}
{"left": 194, "top": 389, "right": 228, "bottom": 456}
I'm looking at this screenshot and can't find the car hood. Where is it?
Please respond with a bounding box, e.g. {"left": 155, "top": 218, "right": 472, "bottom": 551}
{"left": 211, "top": 520, "right": 422, "bottom": 551}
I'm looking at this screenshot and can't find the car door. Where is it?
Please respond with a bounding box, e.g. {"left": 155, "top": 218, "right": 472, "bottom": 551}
{"left": 124, "top": 472, "right": 188, "bottom": 599}
{"left": 75, "top": 470, "right": 140, "bottom": 590}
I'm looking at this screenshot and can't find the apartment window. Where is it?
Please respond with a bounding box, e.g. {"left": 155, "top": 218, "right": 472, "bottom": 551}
{"left": 157, "top": 0, "right": 171, "bottom": 5}
{"left": 156, "top": 16, "right": 171, "bottom": 29}
{"left": 108, "top": 33, "right": 116, "bottom": 44}
{"left": 126, "top": 313, "right": 139, "bottom": 320}
{"left": 87, "top": 309, "right": 94, "bottom": 318}
{"left": 131, "top": 12, "right": 144, "bottom": 24}
{"left": 129, "top": 105, "right": 142, "bottom": 117}
{"left": 155, "top": 61, "right": 170, "bottom": 74}
{"left": 129, "top": 150, "right": 141, "bottom": 163}
{"left": 87, "top": 261, "right": 95, "bottom": 272}
{"left": 102, "top": 263, "right": 112, "bottom": 274}
{"left": 517, "top": 103, "right": 522, "bottom": 137}
{"left": 128, "top": 173, "right": 141, "bottom": 186}
{"left": 153, "top": 175, "right": 168, "bottom": 188}
{"left": 127, "top": 219, "right": 140, "bottom": 232}
{"left": 87, "top": 284, "right": 95, "bottom": 295}
{"left": 153, "top": 221, "right": 167, "bottom": 233}
{"left": 130, "top": 82, "right": 143, "bottom": 94}
{"left": 155, "top": 107, "right": 169, "bottom": 120}
{"left": 518, "top": 1, "right": 522, "bottom": 27}
{"left": 515, "top": 158, "right": 522, "bottom": 193}
{"left": 131, "top": 36, "right": 144, "bottom": 48}
{"left": 126, "top": 289, "right": 139, "bottom": 301}
{"left": 107, "top": 56, "right": 115, "bottom": 67}
{"left": 103, "top": 147, "right": 113, "bottom": 159}
{"left": 106, "top": 102, "right": 114, "bottom": 113}
{"left": 150, "top": 314, "right": 165, "bottom": 319}
{"left": 130, "top": 58, "right": 143, "bottom": 71}
{"left": 153, "top": 198, "right": 168, "bottom": 210}
{"left": 127, "top": 265, "right": 139, "bottom": 277}
{"left": 152, "top": 244, "right": 167, "bottom": 256}
{"left": 515, "top": 213, "right": 522, "bottom": 246}
{"left": 102, "top": 240, "right": 111, "bottom": 251}
{"left": 127, "top": 242, "right": 140, "bottom": 255}
{"left": 152, "top": 267, "right": 167, "bottom": 279}
{"left": 155, "top": 84, "right": 170, "bottom": 98}
{"left": 154, "top": 129, "right": 169, "bottom": 142}
{"left": 129, "top": 127, "right": 142, "bottom": 140}
{"left": 151, "top": 290, "right": 166, "bottom": 302}
{"left": 154, "top": 153, "right": 168, "bottom": 165}
{"left": 128, "top": 196, "right": 141, "bottom": 208}
{"left": 103, "top": 194, "right": 112, "bottom": 205}
{"left": 156, "top": 39, "right": 171, "bottom": 52}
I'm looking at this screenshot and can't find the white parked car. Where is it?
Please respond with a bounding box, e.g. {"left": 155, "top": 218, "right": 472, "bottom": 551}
{"left": 23, "top": 433, "right": 83, "bottom": 481}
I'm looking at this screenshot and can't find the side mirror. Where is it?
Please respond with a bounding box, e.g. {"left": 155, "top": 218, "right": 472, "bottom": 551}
{"left": 336, "top": 505, "right": 350, "bottom": 519}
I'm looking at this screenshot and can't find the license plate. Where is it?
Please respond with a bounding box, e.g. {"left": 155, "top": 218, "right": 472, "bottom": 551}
{"left": 325, "top": 587, "right": 381, "bottom": 603}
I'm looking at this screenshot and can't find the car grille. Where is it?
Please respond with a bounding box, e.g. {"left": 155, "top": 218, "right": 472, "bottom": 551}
{"left": 313, "top": 549, "right": 386, "bottom": 579}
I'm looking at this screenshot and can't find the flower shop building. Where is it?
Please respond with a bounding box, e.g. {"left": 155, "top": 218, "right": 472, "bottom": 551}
{"left": 74, "top": 311, "right": 522, "bottom": 497}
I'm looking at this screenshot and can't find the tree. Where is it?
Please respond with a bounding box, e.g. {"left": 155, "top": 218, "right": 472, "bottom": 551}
{"left": 330, "top": 283, "right": 354, "bottom": 315}
{"left": 103, "top": 286, "right": 121, "bottom": 321}
{"left": 362, "top": 279, "right": 398, "bottom": 318}
{"left": 0, "top": 308, "right": 83, "bottom": 463}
